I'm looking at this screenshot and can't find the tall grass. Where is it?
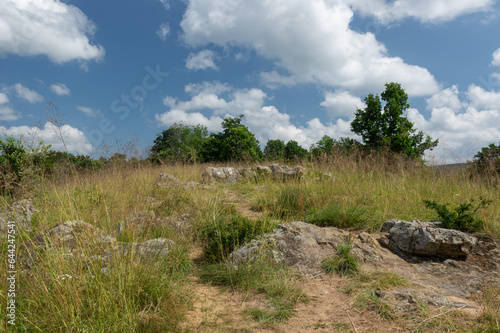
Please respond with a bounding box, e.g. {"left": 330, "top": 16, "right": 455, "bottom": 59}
{"left": 0, "top": 153, "right": 498, "bottom": 331}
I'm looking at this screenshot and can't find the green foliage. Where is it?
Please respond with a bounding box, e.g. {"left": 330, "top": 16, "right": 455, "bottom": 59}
{"left": 322, "top": 237, "right": 359, "bottom": 277}
{"left": 200, "top": 215, "right": 277, "bottom": 263}
{"left": 150, "top": 123, "right": 208, "bottom": 163}
{"left": 200, "top": 115, "right": 262, "bottom": 162}
{"left": 0, "top": 136, "right": 51, "bottom": 195}
{"left": 473, "top": 142, "right": 500, "bottom": 175}
{"left": 310, "top": 135, "right": 360, "bottom": 157}
{"left": 350, "top": 82, "right": 438, "bottom": 158}
{"left": 284, "top": 140, "right": 308, "bottom": 161}
{"left": 264, "top": 139, "right": 285, "bottom": 161}
{"left": 308, "top": 204, "right": 374, "bottom": 229}
{"left": 423, "top": 198, "right": 491, "bottom": 232}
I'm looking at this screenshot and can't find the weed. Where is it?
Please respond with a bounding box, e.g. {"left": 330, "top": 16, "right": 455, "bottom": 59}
{"left": 322, "top": 236, "right": 360, "bottom": 277}
{"left": 423, "top": 197, "right": 491, "bottom": 232}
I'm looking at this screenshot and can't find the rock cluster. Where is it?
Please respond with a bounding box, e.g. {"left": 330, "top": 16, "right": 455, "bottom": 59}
{"left": 228, "top": 220, "right": 500, "bottom": 313}
{"left": 19, "top": 211, "right": 178, "bottom": 270}
{"left": 201, "top": 164, "right": 304, "bottom": 184}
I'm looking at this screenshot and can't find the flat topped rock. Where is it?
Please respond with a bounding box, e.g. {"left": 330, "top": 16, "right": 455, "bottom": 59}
{"left": 380, "top": 219, "right": 477, "bottom": 258}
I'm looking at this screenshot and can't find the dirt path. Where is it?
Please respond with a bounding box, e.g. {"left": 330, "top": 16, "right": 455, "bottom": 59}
{"left": 182, "top": 190, "right": 407, "bottom": 332}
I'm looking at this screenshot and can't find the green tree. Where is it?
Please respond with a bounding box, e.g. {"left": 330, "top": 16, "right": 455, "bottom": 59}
{"left": 350, "top": 82, "right": 438, "bottom": 158}
{"left": 202, "top": 115, "right": 262, "bottom": 162}
{"left": 150, "top": 123, "right": 208, "bottom": 163}
{"left": 473, "top": 142, "right": 500, "bottom": 175}
{"left": 284, "top": 140, "right": 307, "bottom": 161}
{"left": 264, "top": 139, "right": 285, "bottom": 161}
{"left": 310, "top": 136, "right": 360, "bottom": 157}
{"left": 0, "top": 136, "right": 51, "bottom": 195}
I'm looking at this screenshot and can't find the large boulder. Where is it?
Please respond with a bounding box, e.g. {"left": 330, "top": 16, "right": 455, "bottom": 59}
{"left": 379, "top": 219, "right": 477, "bottom": 258}
{"left": 0, "top": 199, "right": 35, "bottom": 238}
{"left": 229, "top": 221, "right": 347, "bottom": 278}
{"left": 19, "top": 220, "right": 118, "bottom": 268}
{"left": 202, "top": 167, "right": 240, "bottom": 184}
{"left": 269, "top": 164, "right": 305, "bottom": 180}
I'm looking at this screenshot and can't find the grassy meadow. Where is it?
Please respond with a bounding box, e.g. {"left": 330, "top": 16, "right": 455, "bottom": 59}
{"left": 1, "top": 154, "right": 499, "bottom": 332}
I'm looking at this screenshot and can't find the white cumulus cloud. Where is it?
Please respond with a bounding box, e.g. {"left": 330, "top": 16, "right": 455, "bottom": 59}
{"left": 180, "top": 0, "right": 440, "bottom": 96}
{"left": 0, "top": 0, "right": 105, "bottom": 64}
{"left": 0, "top": 122, "right": 93, "bottom": 155}
{"left": 321, "top": 90, "right": 366, "bottom": 119}
{"left": 49, "top": 83, "right": 70, "bottom": 96}
{"left": 409, "top": 85, "right": 500, "bottom": 164}
{"left": 13, "top": 83, "right": 43, "bottom": 103}
{"left": 186, "top": 50, "right": 218, "bottom": 71}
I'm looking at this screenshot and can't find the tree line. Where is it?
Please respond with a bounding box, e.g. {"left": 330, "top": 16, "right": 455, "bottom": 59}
{"left": 150, "top": 82, "right": 439, "bottom": 163}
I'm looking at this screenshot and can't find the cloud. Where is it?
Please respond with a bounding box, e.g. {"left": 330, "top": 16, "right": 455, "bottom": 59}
{"left": 0, "top": 0, "right": 104, "bottom": 64}
{"left": 155, "top": 81, "right": 358, "bottom": 148}
{"left": 0, "top": 105, "right": 21, "bottom": 121}
{"left": 185, "top": 50, "right": 218, "bottom": 71}
{"left": 180, "top": 0, "right": 440, "bottom": 96}
{"left": 426, "top": 85, "right": 463, "bottom": 111}
{"left": 157, "top": 0, "right": 170, "bottom": 10}
{"left": 0, "top": 122, "right": 93, "bottom": 155}
{"left": 0, "top": 92, "right": 8, "bottom": 104}
{"left": 492, "top": 48, "right": 500, "bottom": 67}
{"left": 321, "top": 90, "right": 366, "bottom": 119}
{"left": 76, "top": 105, "right": 101, "bottom": 118}
{"left": 13, "top": 83, "right": 43, "bottom": 103}
{"left": 466, "top": 84, "right": 500, "bottom": 110}
{"left": 49, "top": 83, "right": 70, "bottom": 96}
{"left": 408, "top": 85, "right": 500, "bottom": 164}
{"left": 348, "top": 0, "right": 493, "bottom": 23}
{"left": 156, "top": 22, "right": 170, "bottom": 41}
{"left": 260, "top": 71, "right": 298, "bottom": 89}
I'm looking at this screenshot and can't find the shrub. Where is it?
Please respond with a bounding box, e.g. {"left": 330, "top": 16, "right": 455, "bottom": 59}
{"left": 308, "top": 204, "right": 373, "bottom": 229}
{"left": 0, "top": 136, "right": 51, "bottom": 195}
{"left": 423, "top": 198, "right": 491, "bottom": 232}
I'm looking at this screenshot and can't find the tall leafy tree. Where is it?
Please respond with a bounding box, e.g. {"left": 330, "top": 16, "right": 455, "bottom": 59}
{"left": 264, "top": 139, "right": 285, "bottom": 161}
{"left": 284, "top": 140, "right": 308, "bottom": 161}
{"left": 350, "top": 82, "right": 438, "bottom": 158}
{"left": 201, "top": 115, "right": 262, "bottom": 162}
{"left": 473, "top": 142, "right": 500, "bottom": 175}
{"left": 150, "top": 123, "right": 208, "bottom": 163}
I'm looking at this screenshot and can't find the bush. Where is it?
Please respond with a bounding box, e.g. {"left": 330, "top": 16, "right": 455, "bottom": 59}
{"left": 0, "top": 136, "right": 51, "bottom": 195}
{"left": 423, "top": 198, "right": 491, "bottom": 232}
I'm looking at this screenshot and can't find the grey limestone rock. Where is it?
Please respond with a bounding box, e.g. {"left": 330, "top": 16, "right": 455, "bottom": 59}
{"left": 380, "top": 219, "right": 477, "bottom": 258}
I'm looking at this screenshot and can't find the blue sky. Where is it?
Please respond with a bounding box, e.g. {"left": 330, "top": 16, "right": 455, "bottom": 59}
{"left": 1, "top": 0, "right": 500, "bottom": 164}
